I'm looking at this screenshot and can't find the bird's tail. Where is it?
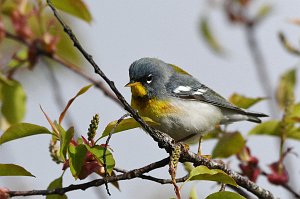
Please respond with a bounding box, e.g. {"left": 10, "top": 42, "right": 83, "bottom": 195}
{"left": 244, "top": 110, "right": 268, "bottom": 123}
{"left": 221, "top": 109, "right": 268, "bottom": 124}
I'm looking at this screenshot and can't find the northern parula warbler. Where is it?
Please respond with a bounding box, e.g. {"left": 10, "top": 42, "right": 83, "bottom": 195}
{"left": 125, "top": 58, "right": 267, "bottom": 143}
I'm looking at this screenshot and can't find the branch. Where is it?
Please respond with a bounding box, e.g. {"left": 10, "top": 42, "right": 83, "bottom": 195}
{"left": 45, "top": 1, "right": 278, "bottom": 199}
{"left": 114, "top": 167, "right": 188, "bottom": 184}
{"left": 4, "top": 31, "right": 121, "bottom": 106}
{"left": 8, "top": 158, "right": 170, "bottom": 197}
{"left": 245, "top": 24, "right": 278, "bottom": 117}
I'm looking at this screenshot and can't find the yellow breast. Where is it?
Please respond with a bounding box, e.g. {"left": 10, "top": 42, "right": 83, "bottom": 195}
{"left": 131, "top": 96, "right": 177, "bottom": 120}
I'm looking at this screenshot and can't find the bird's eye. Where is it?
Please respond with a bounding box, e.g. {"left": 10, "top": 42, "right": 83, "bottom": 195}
{"left": 146, "top": 74, "right": 153, "bottom": 84}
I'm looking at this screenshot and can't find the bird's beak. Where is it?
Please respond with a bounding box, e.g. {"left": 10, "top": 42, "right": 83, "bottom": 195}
{"left": 125, "top": 81, "right": 139, "bottom": 87}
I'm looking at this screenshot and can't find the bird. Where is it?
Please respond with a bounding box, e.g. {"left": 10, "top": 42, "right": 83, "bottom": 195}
{"left": 125, "top": 58, "right": 267, "bottom": 151}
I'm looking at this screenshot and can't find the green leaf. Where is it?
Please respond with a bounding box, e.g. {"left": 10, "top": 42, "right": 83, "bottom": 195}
{"left": 212, "top": 132, "right": 245, "bottom": 158}
{"left": 8, "top": 48, "right": 28, "bottom": 68}
{"left": 290, "top": 103, "right": 300, "bottom": 120}
{"left": 229, "top": 93, "right": 265, "bottom": 109}
{"left": 206, "top": 191, "right": 246, "bottom": 199}
{"left": 186, "top": 165, "right": 237, "bottom": 187}
{"left": 276, "top": 68, "right": 297, "bottom": 109}
{"left": 0, "top": 123, "right": 52, "bottom": 145}
{"left": 59, "top": 84, "right": 93, "bottom": 124}
{"left": 278, "top": 32, "right": 300, "bottom": 56}
{"left": 189, "top": 186, "right": 198, "bottom": 199}
{"left": 1, "top": 80, "right": 26, "bottom": 124}
{"left": 101, "top": 117, "right": 159, "bottom": 139}
{"left": 0, "top": 164, "right": 34, "bottom": 177}
{"left": 51, "top": 0, "right": 92, "bottom": 23}
{"left": 255, "top": 4, "right": 272, "bottom": 21}
{"left": 286, "top": 128, "right": 300, "bottom": 140}
{"left": 68, "top": 144, "right": 87, "bottom": 178}
{"left": 248, "top": 120, "right": 300, "bottom": 140}
{"left": 85, "top": 145, "right": 115, "bottom": 175}
{"left": 47, "top": 175, "right": 67, "bottom": 199}
{"left": 60, "top": 127, "right": 74, "bottom": 161}
{"left": 248, "top": 120, "right": 280, "bottom": 136}
{"left": 200, "top": 17, "right": 224, "bottom": 54}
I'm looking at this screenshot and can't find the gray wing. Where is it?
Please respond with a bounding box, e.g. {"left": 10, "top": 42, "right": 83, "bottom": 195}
{"left": 166, "top": 74, "right": 243, "bottom": 113}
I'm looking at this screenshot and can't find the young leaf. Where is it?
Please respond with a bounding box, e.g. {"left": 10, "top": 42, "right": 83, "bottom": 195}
{"left": 51, "top": 0, "right": 92, "bottom": 23}
{"left": 47, "top": 175, "right": 67, "bottom": 199}
{"left": 200, "top": 17, "right": 224, "bottom": 54}
{"left": 0, "top": 123, "right": 52, "bottom": 145}
{"left": 1, "top": 80, "right": 26, "bottom": 124}
{"left": 229, "top": 93, "right": 265, "bottom": 109}
{"left": 186, "top": 165, "right": 237, "bottom": 187}
{"left": 0, "top": 164, "right": 34, "bottom": 177}
{"left": 59, "top": 84, "right": 93, "bottom": 124}
{"left": 101, "top": 117, "right": 159, "bottom": 138}
{"left": 189, "top": 186, "right": 198, "bottom": 199}
{"left": 278, "top": 32, "right": 300, "bottom": 56}
{"left": 212, "top": 132, "right": 245, "bottom": 158}
{"left": 248, "top": 120, "right": 300, "bottom": 140}
{"left": 276, "top": 68, "right": 296, "bottom": 109}
{"left": 286, "top": 128, "right": 300, "bottom": 140}
{"left": 205, "top": 191, "right": 246, "bottom": 199}
{"left": 290, "top": 103, "right": 300, "bottom": 121}
{"left": 85, "top": 145, "right": 115, "bottom": 175}
{"left": 255, "top": 4, "right": 272, "bottom": 22}
{"left": 8, "top": 48, "right": 28, "bottom": 68}
{"left": 40, "top": 106, "right": 60, "bottom": 137}
{"left": 248, "top": 120, "right": 280, "bottom": 137}
{"left": 60, "top": 127, "right": 74, "bottom": 161}
{"left": 68, "top": 144, "right": 87, "bottom": 179}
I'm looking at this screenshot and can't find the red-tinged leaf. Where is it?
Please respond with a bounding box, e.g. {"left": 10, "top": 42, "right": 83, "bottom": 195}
{"left": 185, "top": 165, "right": 237, "bottom": 187}
{"left": 205, "top": 191, "right": 246, "bottom": 199}
{"left": 46, "top": 174, "right": 67, "bottom": 199}
{"left": 40, "top": 105, "right": 60, "bottom": 137}
{"left": 212, "top": 132, "right": 245, "bottom": 158}
{"left": 0, "top": 164, "right": 34, "bottom": 177}
{"left": 59, "top": 84, "right": 93, "bottom": 124}
{"left": 0, "top": 123, "right": 51, "bottom": 145}
{"left": 52, "top": 0, "right": 92, "bottom": 23}
{"left": 267, "top": 162, "right": 288, "bottom": 185}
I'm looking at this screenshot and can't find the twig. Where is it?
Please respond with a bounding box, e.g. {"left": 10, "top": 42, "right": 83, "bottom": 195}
{"left": 113, "top": 167, "right": 188, "bottom": 184}
{"left": 245, "top": 24, "right": 278, "bottom": 117}
{"left": 282, "top": 184, "right": 300, "bottom": 198}
{"left": 46, "top": 1, "right": 277, "bottom": 199}
{"left": 102, "top": 113, "right": 130, "bottom": 195}
{"left": 8, "top": 158, "right": 170, "bottom": 197}
{"left": 4, "top": 31, "right": 121, "bottom": 106}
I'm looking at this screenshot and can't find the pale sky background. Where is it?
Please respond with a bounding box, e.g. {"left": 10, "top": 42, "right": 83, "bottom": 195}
{"left": 1, "top": 0, "right": 300, "bottom": 199}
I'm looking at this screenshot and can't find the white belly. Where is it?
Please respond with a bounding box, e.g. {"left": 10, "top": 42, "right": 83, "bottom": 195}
{"left": 156, "top": 99, "right": 223, "bottom": 142}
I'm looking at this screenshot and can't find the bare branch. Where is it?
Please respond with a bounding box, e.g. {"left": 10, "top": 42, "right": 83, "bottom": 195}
{"left": 114, "top": 167, "right": 188, "bottom": 184}
{"left": 4, "top": 31, "right": 121, "bottom": 106}
{"left": 8, "top": 158, "right": 170, "bottom": 197}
